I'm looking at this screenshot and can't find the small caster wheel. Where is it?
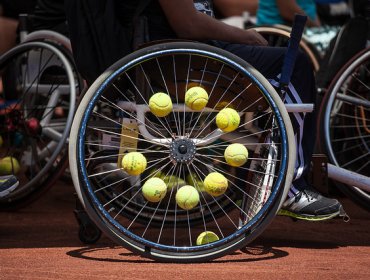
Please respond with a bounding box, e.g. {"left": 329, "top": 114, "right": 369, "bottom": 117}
{"left": 78, "top": 222, "right": 102, "bottom": 244}
{"left": 74, "top": 194, "right": 102, "bottom": 244}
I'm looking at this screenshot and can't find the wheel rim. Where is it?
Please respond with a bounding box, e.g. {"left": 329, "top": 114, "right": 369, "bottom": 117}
{"left": 324, "top": 50, "right": 370, "bottom": 198}
{"left": 0, "top": 42, "right": 76, "bottom": 202}
{"left": 75, "top": 45, "right": 289, "bottom": 257}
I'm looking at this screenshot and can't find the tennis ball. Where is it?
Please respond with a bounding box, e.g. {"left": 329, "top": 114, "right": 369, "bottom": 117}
{"left": 121, "top": 152, "right": 147, "bottom": 176}
{"left": 224, "top": 143, "right": 249, "bottom": 167}
{"left": 186, "top": 82, "right": 200, "bottom": 90}
{"left": 149, "top": 92, "right": 173, "bottom": 117}
{"left": 175, "top": 185, "right": 200, "bottom": 210}
{"left": 204, "top": 172, "right": 228, "bottom": 197}
{"left": 216, "top": 108, "right": 240, "bottom": 132}
{"left": 0, "top": 156, "right": 20, "bottom": 175}
{"left": 142, "top": 177, "right": 167, "bottom": 202}
{"left": 185, "top": 86, "right": 209, "bottom": 110}
{"left": 214, "top": 101, "right": 234, "bottom": 110}
{"left": 186, "top": 173, "right": 205, "bottom": 192}
{"left": 196, "top": 231, "right": 219, "bottom": 245}
{"left": 148, "top": 169, "right": 164, "bottom": 178}
{"left": 162, "top": 175, "right": 186, "bottom": 190}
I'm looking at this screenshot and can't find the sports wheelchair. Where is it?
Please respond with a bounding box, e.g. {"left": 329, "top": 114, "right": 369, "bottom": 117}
{"left": 69, "top": 12, "right": 370, "bottom": 261}
{"left": 0, "top": 14, "right": 83, "bottom": 209}
{"left": 67, "top": 14, "right": 325, "bottom": 262}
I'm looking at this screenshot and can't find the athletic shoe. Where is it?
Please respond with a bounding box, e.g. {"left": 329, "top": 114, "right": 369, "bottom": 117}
{"left": 0, "top": 175, "right": 19, "bottom": 198}
{"left": 278, "top": 186, "right": 343, "bottom": 221}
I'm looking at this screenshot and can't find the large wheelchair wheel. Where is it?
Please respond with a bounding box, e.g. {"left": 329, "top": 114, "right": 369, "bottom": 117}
{"left": 0, "top": 42, "right": 77, "bottom": 209}
{"left": 318, "top": 47, "right": 370, "bottom": 211}
{"left": 23, "top": 30, "right": 85, "bottom": 184}
{"left": 69, "top": 42, "right": 296, "bottom": 262}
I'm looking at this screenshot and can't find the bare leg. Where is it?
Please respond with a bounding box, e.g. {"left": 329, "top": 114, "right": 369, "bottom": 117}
{"left": 0, "top": 16, "right": 18, "bottom": 93}
{"left": 0, "top": 17, "right": 17, "bottom": 55}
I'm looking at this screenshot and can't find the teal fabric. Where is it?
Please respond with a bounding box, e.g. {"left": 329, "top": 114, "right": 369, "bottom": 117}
{"left": 257, "top": 0, "right": 317, "bottom": 25}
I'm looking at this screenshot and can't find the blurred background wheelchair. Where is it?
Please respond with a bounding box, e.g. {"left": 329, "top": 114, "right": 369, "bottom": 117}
{"left": 0, "top": 14, "right": 83, "bottom": 209}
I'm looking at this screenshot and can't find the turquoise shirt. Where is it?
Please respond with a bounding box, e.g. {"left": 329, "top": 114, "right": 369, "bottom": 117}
{"left": 257, "top": 0, "right": 317, "bottom": 25}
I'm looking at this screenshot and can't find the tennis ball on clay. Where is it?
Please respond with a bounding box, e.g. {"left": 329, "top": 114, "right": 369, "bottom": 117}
{"left": 204, "top": 172, "right": 228, "bottom": 197}
{"left": 196, "top": 231, "right": 219, "bottom": 245}
{"left": 121, "top": 152, "right": 147, "bottom": 176}
{"left": 0, "top": 156, "right": 20, "bottom": 175}
{"left": 142, "top": 177, "right": 167, "bottom": 203}
{"left": 216, "top": 108, "right": 240, "bottom": 132}
{"left": 175, "top": 185, "right": 200, "bottom": 210}
{"left": 224, "top": 143, "right": 249, "bottom": 167}
{"left": 149, "top": 92, "right": 173, "bottom": 117}
{"left": 185, "top": 86, "right": 209, "bottom": 111}
{"left": 186, "top": 173, "right": 205, "bottom": 192}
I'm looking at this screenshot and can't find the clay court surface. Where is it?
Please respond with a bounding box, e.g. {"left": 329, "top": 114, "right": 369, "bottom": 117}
{"left": 0, "top": 180, "right": 369, "bottom": 280}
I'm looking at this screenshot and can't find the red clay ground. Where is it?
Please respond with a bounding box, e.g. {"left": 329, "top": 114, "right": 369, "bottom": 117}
{"left": 0, "top": 180, "right": 369, "bottom": 280}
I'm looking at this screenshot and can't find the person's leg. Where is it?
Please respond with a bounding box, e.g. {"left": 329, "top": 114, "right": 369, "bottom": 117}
{"left": 0, "top": 16, "right": 17, "bottom": 55}
{"left": 210, "top": 41, "right": 343, "bottom": 220}
{"left": 0, "top": 16, "right": 18, "bottom": 100}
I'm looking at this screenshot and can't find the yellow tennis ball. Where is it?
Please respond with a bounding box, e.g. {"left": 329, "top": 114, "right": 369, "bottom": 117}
{"left": 149, "top": 92, "right": 173, "bottom": 117}
{"left": 0, "top": 156, "right": 20, "bottom": 175}
{"left": 185, "top": 86, "right": 209, "bottom": 110}
{"left": 224, "top": 143, "right": 249, "bottom": 167}
{"left": 175, "top": 185, "right": 200, "bottom": 210}
{"left": 204, "top": 172, "right": 228, "bottom": 197}
{"left": 161, "top": 174, "right": 186, "bottom": 190}
{"left": 216, "top": 108, "right": 240, "bottom": 132}
{"left": 186, "top": 173, "right": 205, "bottom": 192}
{"left": 214, "top": 101, "right": 234, "bottom": 110}
{"left": 196, "top": 231, "right": 219, "bottom": 245}
{"left": 142, "top": 177, "right": 167, "bottom": 202}
{"left": 186, "top": 82, "right": 200, "bottom": 90}
{"left": 121, "top": 152, "right": 147, "bottom": 176}
{"left": 148, "top": 169, "right": 164, "bottom": 178}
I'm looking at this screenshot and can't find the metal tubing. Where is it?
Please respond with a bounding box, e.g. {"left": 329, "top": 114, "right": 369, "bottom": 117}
{"left": 336, "top": 93, "right": 370, "bottom": 108}
{"left": 285, "top": 104, "right": 314, "bottom": 113}
{"left": 327, "top": 163, "right": 370, "bottom": 192}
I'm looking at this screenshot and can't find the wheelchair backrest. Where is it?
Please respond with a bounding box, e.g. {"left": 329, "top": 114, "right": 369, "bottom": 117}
{"left": 316, "top": 16, "right": 369, "bottom": 89}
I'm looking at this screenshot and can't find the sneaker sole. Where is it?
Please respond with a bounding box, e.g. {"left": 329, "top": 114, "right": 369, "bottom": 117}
{"left": 277, "top": 209, "right": 341, "bottom": 221}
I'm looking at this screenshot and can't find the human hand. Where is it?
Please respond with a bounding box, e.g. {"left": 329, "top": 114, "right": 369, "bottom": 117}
{"left": 243, "top": 29, "right": 268, "bottom": 46}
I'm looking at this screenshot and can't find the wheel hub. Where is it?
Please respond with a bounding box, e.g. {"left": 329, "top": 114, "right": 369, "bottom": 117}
{"left": 169, "top": 138, "right": 196, "bottom": 164}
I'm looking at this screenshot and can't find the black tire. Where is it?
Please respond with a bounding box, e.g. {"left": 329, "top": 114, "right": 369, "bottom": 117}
{"left": 69, "top": 42, "right": 296, "bottom": 262}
